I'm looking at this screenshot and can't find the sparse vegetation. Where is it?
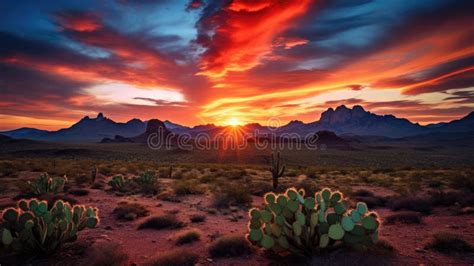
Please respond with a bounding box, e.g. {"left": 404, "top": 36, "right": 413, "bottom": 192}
{"left": 425, "top": 232, "right": 474, "bottom": 254}
{"left": 388, "top": 195, "right": 432, "bottom": 214}
{"left": 212, "top": 183, "right": 252, "bottom": 208}
{"left": 138, "top": 215, "right": 185, "bottom": 230}
{"left": 175, "top": 230, "right": 201, "bottom": 245}
{"left": 208, "top": 235, "right": 252, "bottom": 258}
{"left": 68, "top": 188, "right": 90, "bottom": 196}
{"left": 189, "top": 214, "right": 206, "bottom": 223}
{"left": 113, "top": 201, "right": 149, "bottom": 221}
{"left": 172, "top": 179, "right": 206, "bottom": 195}
{"left": 86, "top": 241, "right": 129, "bottom": 266}
{"left": 145, "top": 250, "right": 198, "bottom": 266}
{"left": 384, "top": 211, "right": 422, "bottom": 224}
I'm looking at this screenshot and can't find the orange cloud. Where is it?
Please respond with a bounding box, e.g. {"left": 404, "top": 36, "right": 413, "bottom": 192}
{"left": 196, "top": 0, "right": 312, "bottom": 78}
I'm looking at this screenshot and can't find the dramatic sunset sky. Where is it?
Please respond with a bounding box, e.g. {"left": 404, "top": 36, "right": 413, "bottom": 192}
{"left": 1, "top": 0, "right": 473, "bottom": 130}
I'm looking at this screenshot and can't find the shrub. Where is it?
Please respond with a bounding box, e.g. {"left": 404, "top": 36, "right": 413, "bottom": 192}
{"left": 0, "top": 199, "right": 99, "bottom": 255}
{"left": 86, "top": 241, "right": 129, "bottom": 266}
{"left": 384, "top": 211, "right": 422, "bottom": 224}
{"left": 173, "top": 179, "right": 205, "bottom": 195}
{"left": 113, "top": 202, "right": 149, "bottom": 221}
{"left": 388, "top": 195, "right": 432, "bottom": 214}
{"left": 447, "top": 172, "right": 474, "bottom": 192}
{"left": 212, "top": 183, "right": 252, "bottom": 208}
{"left": 425, "top": 232, "right": 474, "bottom": 254}
{"left": 175, "top": 230, "right": 201, "bottom": 245}
{"left": 223, "top": 169, "right": 247, "bottom": 180}
{"left": 429, "top": 190, "right": 474, "bottom": 207}
{"left": 353, "top": 196, "right": 386, "bottom": 208}
{"left": 351, "top": 189, "right": 374, "bottom": 197}
{"left": 247, "top": 188, "right": 380, "bottom": 256}
{"left": 145, "top": 250, "right": 198, "bottom": 266}
{"left": 28, "top": 173, "right": 67, "bottom": 195}
{"left": 208, "top": 235, "right": 252, "bottom": 258}
{"left": 68, "top": 189, "right": 90, "bottom": 196}
{"left": 249, "top": 180, "right": 273, "bottom": 196}
{"left": 138, "top": 215, "right": 185, "bottom": 230}
{"left": 189, "top": 214, "right": 206, "bottom": 223}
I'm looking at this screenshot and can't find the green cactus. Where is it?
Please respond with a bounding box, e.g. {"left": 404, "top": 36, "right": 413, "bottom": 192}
{"left": 269, "top": 151, "right": 285, "bottom": 189}
{"left": 247, "top": 187, "right": 380, "bottom": 256}
{"left": 0, "top": 199, "right": 99, "bottom": 255}
{"left": 28, "top": 173, "right": 67, "bottom": 195}
{"left": 108, "top": 175, "right": 127, "bottom": 191}
{"left": 134, "top": 171, "right": 157, "bottom": 186}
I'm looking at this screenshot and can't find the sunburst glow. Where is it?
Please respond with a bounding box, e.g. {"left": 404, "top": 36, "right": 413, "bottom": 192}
{"left": 226, "top": 117, "right": 242, "bottom": 127}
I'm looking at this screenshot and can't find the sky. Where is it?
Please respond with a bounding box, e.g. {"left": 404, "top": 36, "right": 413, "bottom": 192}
{"left": 0, "top": 0, "right": 473, "bottom": 130}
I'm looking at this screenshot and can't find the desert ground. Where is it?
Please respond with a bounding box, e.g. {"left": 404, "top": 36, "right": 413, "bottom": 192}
{"left": 0, "top": 140, "right": 473, "bottom": 265}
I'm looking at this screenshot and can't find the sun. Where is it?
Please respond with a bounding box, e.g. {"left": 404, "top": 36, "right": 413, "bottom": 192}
{"left": 226, "top": 117, "right": 241, "bottom": 126}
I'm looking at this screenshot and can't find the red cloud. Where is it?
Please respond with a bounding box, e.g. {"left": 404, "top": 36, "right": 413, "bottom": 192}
{"left": 56, "top": 12, "right": 101, "bottom": 32}
{"left": 196, "top": 0, "right": 312, "bottom": 78}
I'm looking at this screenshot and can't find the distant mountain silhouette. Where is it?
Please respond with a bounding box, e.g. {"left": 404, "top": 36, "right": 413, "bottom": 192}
{"left": 101, "top": 119, "right": 172, "bottom": 144}
{"left": 1, "top": 113, "right": 146, "bottom": 142}
{"left": 2, "top": 106, "right": 473, "bottom": 142}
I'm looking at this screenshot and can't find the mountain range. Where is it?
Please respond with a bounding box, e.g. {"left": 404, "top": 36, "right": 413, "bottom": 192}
{"left": 1, "top": 105, "right": 473, "bottom": 143}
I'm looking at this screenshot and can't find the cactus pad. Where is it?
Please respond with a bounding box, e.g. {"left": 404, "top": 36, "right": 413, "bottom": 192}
{"left": 328, "top": 224, "right": 345, "bottom": 240}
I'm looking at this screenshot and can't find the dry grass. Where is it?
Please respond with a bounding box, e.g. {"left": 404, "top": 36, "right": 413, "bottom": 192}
{"left": 113, "top": 201, "right": 149, "bottom": 221}
{"left": 208, "top": 235, "right": 252, "bottom": 258}
{"left": 172, "top": 179, "right": 206, "bottom": 195}
{"left": 85, "top": 241, "right": 129, "bottom": 266}
{"left": 144, "top": 250, "right": 198, "bottom": 266}
{"left": 175, "top": 230, "right": 201, "bottom": 246}
{"left": 212, "top": 183, "right": 252, "bottom": 208}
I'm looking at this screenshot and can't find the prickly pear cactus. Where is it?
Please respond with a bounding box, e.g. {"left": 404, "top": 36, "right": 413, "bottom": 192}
{"left": 28, "top": 173, "right": 67, "bottom": 195}
{"left": 247, "top": 187, "right": 380, "bottom": 256}
{"left": 108, "top": 175, "right": 127, "bottom": 191}
{"left": 0, "top": 199, "right": 99, "bottom": 255}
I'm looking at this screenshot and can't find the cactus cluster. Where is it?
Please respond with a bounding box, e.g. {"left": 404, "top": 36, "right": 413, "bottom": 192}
{"left": 28, "top": 173, "right": 67, "bottom": 195}
{"left": 108, "top": 172, "right": 157, "bottom": 193}
{"left": 247, "top": 187, "right": 379, "bottom": 256}
{"left": 1, "top": 199, "right": 99, "bottom": 254}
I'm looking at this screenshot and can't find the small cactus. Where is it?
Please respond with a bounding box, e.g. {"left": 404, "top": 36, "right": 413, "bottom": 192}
{"left": 270, "top": 151, "right": 285, "bottom": 189}
{"left": 108, "top": 175, "right": 127, "bottom": 191}
{"left": 246, "top": 187, "right": 380, "bottom": 256}
{"left": 0, "top": 199, "right": 99, "bottom": 255}
{"left": 28, "top": 173, "right": 67, "bottom": 195}
{"left": 91, "top": 165, "right": 98, "bottom": 184}
{"left": 134, "top": 171, "right": 157, "bottom": 186}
